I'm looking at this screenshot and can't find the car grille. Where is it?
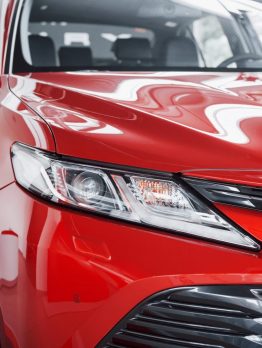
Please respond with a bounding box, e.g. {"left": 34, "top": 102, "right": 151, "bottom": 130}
{"left": 97, "top": 285, "right": 262, "bottom": 348}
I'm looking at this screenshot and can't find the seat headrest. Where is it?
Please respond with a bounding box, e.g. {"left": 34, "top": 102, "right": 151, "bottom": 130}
{"left": 112, "top": 38, "right": 152, "bottom": 61}
{"left": 29, "top": 35, "right": 56, "bottom": 67}
{"left": 165, "top": 37, "right": 199, "bottom": 67}
{"left": 59, "top": 46, "right": 93, "bottom": 67}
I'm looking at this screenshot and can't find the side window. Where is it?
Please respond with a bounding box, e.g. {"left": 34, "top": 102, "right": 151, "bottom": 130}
{"left": 191, "top": 16, "right": 233, "bottom": 67}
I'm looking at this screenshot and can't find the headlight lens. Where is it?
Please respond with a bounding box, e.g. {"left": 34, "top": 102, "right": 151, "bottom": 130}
{"left": 11, "top": 143, "right": 259, "bottom": 250}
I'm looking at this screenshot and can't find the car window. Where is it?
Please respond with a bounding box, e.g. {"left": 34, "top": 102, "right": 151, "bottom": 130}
{"left": 29, "top": 22, "right": 154, "bottom": 65}
{"left": 191, "top": 16, "right": 234, "bottom": 67}
{"left": 11, "top": 0, "right": 261, "bottom": 73}
{"left": 246, "top": 11, "right": 262, "bottom": 45}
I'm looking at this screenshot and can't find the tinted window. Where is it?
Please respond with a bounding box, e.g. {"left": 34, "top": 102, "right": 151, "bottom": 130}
{"left": 11, "top": 0, "right": 262, "bottom": 72}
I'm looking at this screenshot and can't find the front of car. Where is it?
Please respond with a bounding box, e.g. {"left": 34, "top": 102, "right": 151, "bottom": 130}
{"left": 2, "top": 0, "right": 262, "bottom": 347}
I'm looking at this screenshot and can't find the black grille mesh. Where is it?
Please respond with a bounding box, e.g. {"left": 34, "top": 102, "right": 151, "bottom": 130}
{"left": 97, "top": 285, "right": 262, "bottom": 348}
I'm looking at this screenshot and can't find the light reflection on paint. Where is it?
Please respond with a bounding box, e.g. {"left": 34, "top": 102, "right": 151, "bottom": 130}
{"left": 37, "top": 105, "right": 123, "bottom": 135}
{"left": 204, "top": 104, "right": 262, "bottom": 144}
{"left": 60, "top": 78, "right": 213, "bottom": 102}
{"left": 0, "top": 232, "right": 18, "bottom": 286}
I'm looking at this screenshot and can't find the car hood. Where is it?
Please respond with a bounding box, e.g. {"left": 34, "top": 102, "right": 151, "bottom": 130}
{"left": 9, "top": 71, "right": 262, "bottom": 185}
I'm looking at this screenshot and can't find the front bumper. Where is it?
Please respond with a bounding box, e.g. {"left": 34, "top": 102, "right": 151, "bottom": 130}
{"left": 0, "top": 183, "right": 262, "bottom": 348}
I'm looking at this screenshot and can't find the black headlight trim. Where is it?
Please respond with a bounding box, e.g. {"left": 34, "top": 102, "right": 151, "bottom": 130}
{"left": 185, "top": 177, "right": 262, "bottom": 213}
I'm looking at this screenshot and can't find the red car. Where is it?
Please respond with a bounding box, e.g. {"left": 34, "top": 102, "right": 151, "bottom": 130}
{"left": 2, "top": 0, "right": 262, "bottom": 347}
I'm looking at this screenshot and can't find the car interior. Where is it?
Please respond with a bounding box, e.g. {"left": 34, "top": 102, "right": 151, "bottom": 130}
{"left": 11, "top": 0, "right": 260, "bottom": 72}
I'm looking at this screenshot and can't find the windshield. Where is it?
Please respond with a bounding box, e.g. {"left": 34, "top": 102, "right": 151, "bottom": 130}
{"left": 244, "top": 2, "right": 262, "bottom": 46}
{"left": 11, "top": 0, "right": 262, "bottom": 72}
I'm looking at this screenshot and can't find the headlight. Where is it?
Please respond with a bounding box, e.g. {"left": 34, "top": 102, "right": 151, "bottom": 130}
{"left": 11, "top": 143, "right": 259, "bottom": 250}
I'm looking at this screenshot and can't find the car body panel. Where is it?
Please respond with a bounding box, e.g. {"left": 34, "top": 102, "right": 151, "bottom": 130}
{"left": 9, "top": 71, "right": 262, "bottom": 175}
{"left": 9, "top": 71, "right": 262, "bottom": 244}
{"left": 6, "top": 63, "right": 262, "bottom": 348}
{"left": 0, "top": 75, "right": 55, "bottom": 189}
{"left": 1, "top": 183, "right": 262, "bottom": 348}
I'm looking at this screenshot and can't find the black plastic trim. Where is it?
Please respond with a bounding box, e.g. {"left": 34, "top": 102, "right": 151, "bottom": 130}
{"left": 4, "top": 0, "right": 24, "bottom": 74}
{"left": 97, "top": 285, "right": 262, "bottom": 348}
{"left": 185, "top": 177, "right": 262, "bottom": 213}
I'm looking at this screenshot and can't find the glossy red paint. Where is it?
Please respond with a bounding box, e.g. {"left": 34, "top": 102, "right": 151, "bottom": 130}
{"left": 9, "top": 71, "right": 262, "bottom": 173}
{"left": 0, "top": 75, "right": 55, "bottom": 189}
{"left": 184, "top": 170, "right": 262, "bottom": 187}
{"left": 1, "top": 2, "right": 262, "bottom": 348}
{"left": 1, "top": 183, "right": 262, "bottom": 348}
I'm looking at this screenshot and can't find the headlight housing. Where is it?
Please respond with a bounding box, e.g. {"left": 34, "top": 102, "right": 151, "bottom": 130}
{"left": 11, "top": 143, "right": 260, "bottom": 251}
